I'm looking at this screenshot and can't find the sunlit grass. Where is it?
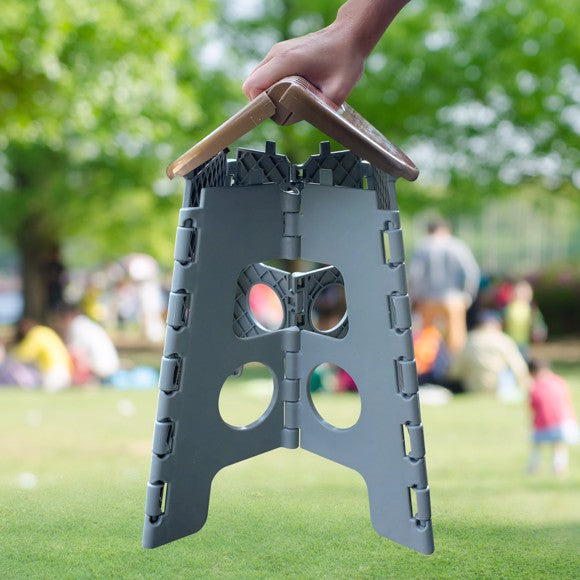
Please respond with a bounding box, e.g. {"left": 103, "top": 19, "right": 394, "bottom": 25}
{"left": 1, "top": 365, "right": 579, "bottom": 578}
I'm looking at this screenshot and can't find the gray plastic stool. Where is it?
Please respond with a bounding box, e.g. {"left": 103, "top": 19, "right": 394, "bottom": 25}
{"left": 142, "top": 141, "right": 434, "bottom": 555}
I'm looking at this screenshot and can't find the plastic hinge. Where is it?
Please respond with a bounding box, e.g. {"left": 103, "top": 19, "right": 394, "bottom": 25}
{"left": 280, "top": 236, "right": 300, "bottom": 260}
{"left": 281, "top": 428, "right": 299, "bottom": 449}
{"left": 283, "top": 212, "right": 300, "bottom": 237}
{"left": 284, "top": 401, "right": 299, "bottom": 429}
{"left": 406, "top": 424, "right": 426, "bottom": 460}
{"left": 414, "top": 487, "right": 431, "bottom": 522}
{"left": 284, "top": 352, "right": 300, "bottom": 380}
{"left": 282, "top": 327, "right": 300, "bottom": 352}
{"left": 174, "top": 226, "right": 197, "bottom": 263}
{"left": 166, "top": 292, "right": 191, "bottom": 329}
{"left": 389, "top": 294, "right": 412, "bottom": 330}
{"left": 280, "top": 189, "right": 301, "bottom": 213}
{"left": 397, "top": 359, "right": 418, "bottom": 396}
{"left": 145, "top": 482, "right": 165, "bottom": 517}
{"left": 159, "top": 356, "right": 182, "bottom": 393}
{"left": 385, "top": 229, "right": 404, "bottom": 265}
{"left": 152, "top": 420, "right": 175, "bottom": 456}
{"left": 282, "top": 378, "right": 299, "bottom": 402}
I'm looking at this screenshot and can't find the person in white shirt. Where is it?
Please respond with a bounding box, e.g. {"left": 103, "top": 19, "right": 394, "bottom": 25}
{"left": 61, "top": 304, "right": 120, "bottom": 381}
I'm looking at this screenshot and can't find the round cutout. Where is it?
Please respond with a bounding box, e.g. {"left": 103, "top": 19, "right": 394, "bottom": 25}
{"left": 310, "top": 284, "right": 347, "bottom": 332}
{"left": 248, "top": 284, "right": 284, "bottom": 331}
{"left": 219, "top": 362, "right": 275, "bottom": 428}
{"left": 308, "top": 363, "right": 361, "bottom": 429}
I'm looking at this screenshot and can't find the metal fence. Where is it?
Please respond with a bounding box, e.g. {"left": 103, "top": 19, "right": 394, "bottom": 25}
{"left": 404, "top": 195, "right": 580, "bottom": 275}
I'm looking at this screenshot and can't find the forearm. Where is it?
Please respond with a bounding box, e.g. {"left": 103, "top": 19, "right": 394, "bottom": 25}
{"left": 334, "top": 0, "right": 411, "bottom": 58}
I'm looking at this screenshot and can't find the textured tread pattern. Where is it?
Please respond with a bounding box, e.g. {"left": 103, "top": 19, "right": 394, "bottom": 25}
{"left": 234, "top": 141, "right": 291, "bottom": 186}
{"left": 298, "top": 141, "right": 363, "bottom": 188}
{"left": 183, "top": 150, "right": 228, "bottom": 207}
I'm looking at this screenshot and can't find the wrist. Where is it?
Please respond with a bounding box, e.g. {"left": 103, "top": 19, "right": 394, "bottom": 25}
{"left": 335, "top": 0, "right": 409, "bottom": 57}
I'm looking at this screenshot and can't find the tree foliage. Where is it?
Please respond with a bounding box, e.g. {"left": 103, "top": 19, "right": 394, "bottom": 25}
{"left": 0, "top": 0, "right": 237, "bottom": 315}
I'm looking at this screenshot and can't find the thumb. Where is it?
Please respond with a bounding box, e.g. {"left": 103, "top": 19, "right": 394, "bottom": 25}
{"left": 242, "top": 56, "right": 296, "bottom": 100}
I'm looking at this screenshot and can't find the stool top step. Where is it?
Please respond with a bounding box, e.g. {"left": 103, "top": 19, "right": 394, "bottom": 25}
{"left": 166, "top": 76, "right": 418, "bottom": 182}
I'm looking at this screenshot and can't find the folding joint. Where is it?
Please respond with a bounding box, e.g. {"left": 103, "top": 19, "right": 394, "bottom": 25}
{"left": 287, "top": 288, "right": 305, "bottom": 327}
{"left": 283, "top": 352, "right": 300, "bottom": 381}
{"left": 282, "top": 378, "right": 300, "bottom": 402}
{"left": 174, "top": 225, "right": 198, "bottom": 264}
{"left": 404, "top": 454, "right": 428, "bottom": 486}
{"left": 280, "top": 187, "right": 301, "bottom": 213}
{"left": 152, "top": 420, "right": 175, "bottom": 456}
{"left": 284, "top": 401, "right": 299, "bottom": 429}
{"left": 145, "top": 481, "right": 167, "bottom": 519}
{"left": 291, "top": 164, "right": 303, "bottom": 183}
{"left": 413, "top": 487, "right": 431, "bottom": 523}
{"left": 388, "top": 293, "right": 412, "bottom": 330}
{"left": 383, "top": 227, "right": 405, "bottom": 266}
{"left": 281, "top": 236, "right": 301, "bottom": 260}
{"left": 159, "top": 355, "right": 183, "bottom": 393}
{"left": 283, "top": 212, "right": 300, "bottom": 237}
{"left": 406, "top": 423, "right": 426, "bottom": 460}
{"left": 281, "top": 327, "right": 300, "bottom": 353}
{"left": 282, "top": 374, "right": 300, "bottom": 448}
{"left": 281, "top": 190, "right": 301, "bottom": 259}
{"left": 166, "top": 291, "right": 191, "bottom": 329}
{"left": 281, "top": 427, "right": 299, "bottom": 449}
{"left": 396, "top": 358, "right": 418, "bottom": 396}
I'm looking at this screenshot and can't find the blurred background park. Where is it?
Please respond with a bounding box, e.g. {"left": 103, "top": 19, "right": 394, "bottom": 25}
{"left": 1, "top": 0, "right": 579, "bottom": 577}
{"left": 1, "top": 0, "right": 579, "bottom": 333}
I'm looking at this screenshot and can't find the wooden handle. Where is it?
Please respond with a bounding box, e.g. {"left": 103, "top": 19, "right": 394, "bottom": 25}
{"left": 166, "top": 91, "right": 276, "bottom": 179}
{"left": 166, "top": 76, "right": 418, "bottom": 182}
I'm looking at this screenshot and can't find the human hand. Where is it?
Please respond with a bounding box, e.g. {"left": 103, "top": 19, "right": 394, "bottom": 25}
{"left": 242, "top": 0, "right": 409, "bottom": 105}
{"left": 242, "top": 21, "right": 367, "bottom": 106}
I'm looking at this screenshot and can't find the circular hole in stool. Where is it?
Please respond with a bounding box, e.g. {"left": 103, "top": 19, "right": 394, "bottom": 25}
{"left": 308, "top": 363, "right": 361, "bottom": 429}
{"left": 219, "top": 362, "right": 275, "bottom": 428}
{"left": 248, "top": 284, "right": 284, "bottom": 331}
{"left": 310, "top": 284, "right": 347, "bottom": 333}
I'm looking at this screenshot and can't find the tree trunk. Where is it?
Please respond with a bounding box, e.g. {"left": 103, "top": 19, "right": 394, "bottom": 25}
{"left": 16, "top": 214, "right": 65, "bottom": 323}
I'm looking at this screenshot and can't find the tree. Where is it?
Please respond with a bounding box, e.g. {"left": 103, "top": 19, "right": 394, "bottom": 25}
{"left": 0, "top": 0, "right": 237, "bottom": 319}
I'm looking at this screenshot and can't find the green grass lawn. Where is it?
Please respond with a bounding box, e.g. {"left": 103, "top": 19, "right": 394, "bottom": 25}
{"left": 2, "top": 363, "right": 579, "bottom": 579}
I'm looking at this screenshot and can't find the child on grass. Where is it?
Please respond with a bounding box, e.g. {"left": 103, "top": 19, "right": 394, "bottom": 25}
{"left": 528, "top": 359, "right": 579, "bottom": 476}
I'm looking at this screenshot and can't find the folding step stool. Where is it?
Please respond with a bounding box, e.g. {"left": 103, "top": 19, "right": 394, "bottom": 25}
{"left": 142, "top": 77, "right": 434, "bottom": 555}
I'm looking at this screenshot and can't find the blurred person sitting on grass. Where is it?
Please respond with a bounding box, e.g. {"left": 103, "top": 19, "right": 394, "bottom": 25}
{"left": 528, "top": 359, "right": 579, "bottom": 477}
{"left": 448, "top": 310, "right": 529, "bottom": 401}
{"left": 243, "top": 0, "right": 411, "bottom": 105}
{"left": 9, "top": 317, "right": 71, "bottom": 391}
{"left": 58, "top": 303, "right": 120, "bottom": 384}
